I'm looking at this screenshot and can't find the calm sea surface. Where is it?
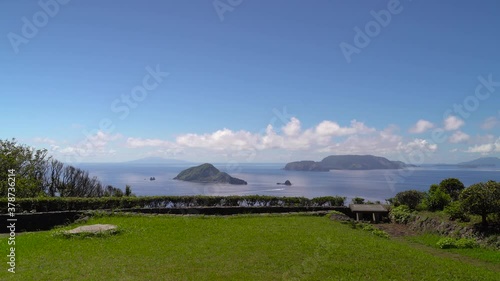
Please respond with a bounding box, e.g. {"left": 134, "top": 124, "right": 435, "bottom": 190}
{"left": 75, "top": 163, "right": 500, "bottom": 202}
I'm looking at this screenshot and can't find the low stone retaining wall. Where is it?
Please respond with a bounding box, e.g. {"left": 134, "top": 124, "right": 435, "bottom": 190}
{"left": 1, "top": 206, "right": 351, "bottom": 233}
{"left": 0, "top": 211, "right": 84, "bottom": 233}
{"left": 407, "top": 215, "right": 479, "bottom": 239}
{"left": 120, "top": 206, "right": 351, "bottom": 216}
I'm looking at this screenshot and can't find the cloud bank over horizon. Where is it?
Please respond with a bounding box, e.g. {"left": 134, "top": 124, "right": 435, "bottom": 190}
{"left": 30, "top": 115, "right": 499, "bottom": 164}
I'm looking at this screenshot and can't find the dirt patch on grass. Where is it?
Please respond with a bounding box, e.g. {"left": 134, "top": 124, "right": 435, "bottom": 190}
{"left": 374, "top": 223, "right": 417, "bottom": 238}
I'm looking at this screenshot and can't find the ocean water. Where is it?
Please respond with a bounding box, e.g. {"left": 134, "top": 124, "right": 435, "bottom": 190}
{"left": 75, "top": 163, "right": 500, "bottom": 202}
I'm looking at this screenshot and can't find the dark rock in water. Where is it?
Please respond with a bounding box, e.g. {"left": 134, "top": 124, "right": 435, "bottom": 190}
{"left": 174, "top": 163, "right": 247, "bottom": 185}
{"left": 150, "top": 177, "right": 156, "bottom": 181}
{"left": 277, "top": 180, "right": 292, "bottom": 186}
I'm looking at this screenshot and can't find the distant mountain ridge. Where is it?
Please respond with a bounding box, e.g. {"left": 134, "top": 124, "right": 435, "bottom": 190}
{"left": 125, "top": 157, "right": 188, "bottom": 164}
{"left": 458, "top": 157, "right": 500, "bottom": 167}
{"left": 285, "top": 155, "right": 412, "bottom": 171}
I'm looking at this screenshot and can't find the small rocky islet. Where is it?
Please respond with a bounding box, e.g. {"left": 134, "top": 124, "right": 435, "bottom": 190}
{"left": 174, "top": 163, "right": 247, "bottom": 185}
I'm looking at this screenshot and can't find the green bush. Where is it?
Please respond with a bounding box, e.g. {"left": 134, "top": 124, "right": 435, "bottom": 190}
{"left": 311, "top": 196, "right": 346, "bottom": 207}
{"left": 424, "top": 185, "right": 451, "bottom": 211}
{"left": 436, "top": 237, "right": 478, "bottom": 249}
{"left": 325, "top": 210, "right": 347, "bottom": 217}
{"left": 394, "top": 190, "right": 425, "bottom": 210}
{"left": 362, "top": 225, "right": 374, "bottom": 231}
{"left": 389, "top": 205, "right": 413, "bottom": 224}
{"left": 371, "top": 229, "right": 390, "bottom": 239}
{"left": 444, "top": 201, "right": 470, "bottom": 222}
{"left": 0, "top": 195, "right": 348, "bottom": 212}
{"left": 437, "top": 237, "right": 457, "bottom": 249}
{"left": 339, "top": 220, "right": 390, "bottom": 239}
{"left": 455, "top": 238, "right": 478, "bottom": 249}
{"left": 351, "top": 197, "right": 365, "bottom": 204}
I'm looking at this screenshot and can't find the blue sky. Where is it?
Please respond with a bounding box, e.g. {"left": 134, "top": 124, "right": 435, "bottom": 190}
{"left": 1, "top": 0, "right": 499, "bottom": 163}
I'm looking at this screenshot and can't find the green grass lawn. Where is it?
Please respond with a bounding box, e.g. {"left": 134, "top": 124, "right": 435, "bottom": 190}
{"left": 1, "top": 213, "right": 498, "bottom": 281}
{"left": 406, "top": 233, "right": 500, "bottom": 264}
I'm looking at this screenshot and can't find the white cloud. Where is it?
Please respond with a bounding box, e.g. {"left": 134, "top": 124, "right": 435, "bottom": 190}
{"left": 126, "top": 137, "right": 176, "bottom": 148}
{"left": 397, "top": 139, "right": 438, "bottom": 154}
{"left": 52, "top": 131, "right": 122, "bottom": 160}
{"left": 176, "top": 129, "right": 259, "bottom": 151}
{"left": 466, "top": 144, "right": 494, "bottom": 154}
{"left": 465, "top": 137, "right": 500, "bottom": 154}
{"left": 409, "top": 119, "right": 434, "bottom": 134}
{"left": 444, "top": 116, "right": 465, "bottom": 131}
{"left": 120, "top": 118, "right": 448, "bottom": 162}
{"left": 448, "top": 131, "right": 470, "bottom": 143}
{"left": 480, "top": 116, "right": 498, "bottom": 130}
{"left": 33, "top": 137, "right": 57, "bottom": 145}
{"left": 281, "top": 117, "right": 301, "bottom": 136}
{"left": 315, "top": 120, "right": 375, "bottom": 137}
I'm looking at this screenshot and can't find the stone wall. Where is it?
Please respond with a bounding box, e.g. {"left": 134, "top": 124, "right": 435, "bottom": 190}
{"left": 407, "top": 215, "right": 480, "bottom": 240}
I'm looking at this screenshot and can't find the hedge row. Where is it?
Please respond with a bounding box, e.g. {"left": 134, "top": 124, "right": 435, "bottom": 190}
{"left": 0, "top": 195, "right": 346, "bottom": 212}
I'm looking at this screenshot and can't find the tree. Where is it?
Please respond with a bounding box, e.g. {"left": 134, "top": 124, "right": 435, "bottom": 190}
{"left": 1, "top": 139, "right": 115, "bottom": 198}
{"left": 103, "top": 185, "right": 124, "bottom": 197}
{"left": 424, "top": 184, "right": 451, "bottom": 211}
{"left": 125, "top": 185, "right": 132, "bottom": 196}
{"left": 460, "top": 181, "right": 500, "bottom": 227}
{"left": 351, "top": 197, "right": 365, "bottom": 204}
{"left": 439, "top": 178, "right": 465, "bottom": 201}
{"left": 45, "top": 159, "right": 64, "bottom": 197}
{"left": 0, "top": 139, "right": 49, "bottom": 197}
{"left": 394, "top": 190, "right": 425, "bottom": 210}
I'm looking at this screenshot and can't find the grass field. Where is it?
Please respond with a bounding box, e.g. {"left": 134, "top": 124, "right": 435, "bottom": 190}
{"left": 406, "top": 233, "right": 500, "bottom": 264}
{"left": 1, "top": 213, "right": 498, "bottom": 280}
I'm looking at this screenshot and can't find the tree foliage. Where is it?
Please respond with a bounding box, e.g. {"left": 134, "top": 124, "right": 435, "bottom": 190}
{"left": 351, "top": 197, "right": 365, "bottom": 204}
{"left": 394, "top": 189, "right": 425, "bottom": 210}
{"left": 424, "top": 184, "right": 451, "bottom": 211}
{"left": 1, "top": 139, "right": 48, "bottom": 197}
{"left": 460, "top": 181, "right": 500, "bottom": 227}
{"left": 1, "top": 139, "right": 127, "bottom": 198}
{"left": 439, "top": 178, "right": 465, "bottom": 201}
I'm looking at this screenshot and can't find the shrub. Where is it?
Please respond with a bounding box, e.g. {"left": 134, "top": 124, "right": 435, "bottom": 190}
{"left": 325, "top": 210, "right": 347, "bottom": 218}
{"left": 371, "top": 229, "right": 390, "bottom": 239}
{"left": 455, "top": 238, "right": 478, "bottom": 249}
{"left": 444, "top": 201, "right": 469, "bottom": 222}
{"left": 311, "top": 196, "right": 346, "bottom": 207}
{"left": 0, "top": 195, "right": 349, "bottom": 212}
{"left": 389, "top": 205, "right": 413, "bottom": 224}
{"left": 362, "top": 225, "right": 374, "bottom": 231}
{"left": 436, "top": 237, "right": 478, "bottom": 249}
{"left": 424, "top": 185, "right": 451, "bottom": 211}
{"left": 394, "top": 190, "right": 425, "bottom": 210}
{"left": 351, "top": 197, "right": 365, "bottom": 204}
{"left": 437, "top": 237, "right": 457, "bottom": 249}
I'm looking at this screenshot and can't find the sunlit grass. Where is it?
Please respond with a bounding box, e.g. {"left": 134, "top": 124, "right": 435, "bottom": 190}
{"left": 0, "top": 214, "right": 498, "bottom": 280}
{"left": 407, "top": 233, "right": 500, "bottom": 264}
